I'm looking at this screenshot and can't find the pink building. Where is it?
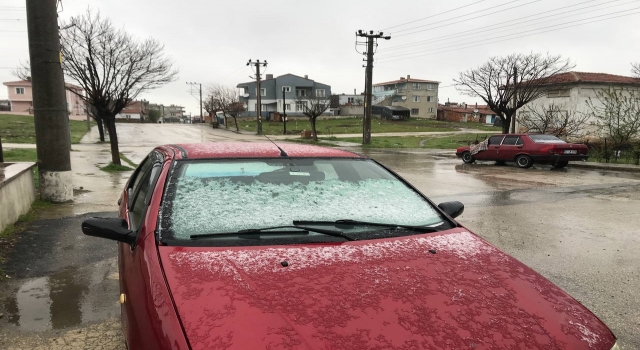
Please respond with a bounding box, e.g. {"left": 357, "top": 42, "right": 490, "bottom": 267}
{"left": 3, "top": 80, "right": 85, "bottom": 116}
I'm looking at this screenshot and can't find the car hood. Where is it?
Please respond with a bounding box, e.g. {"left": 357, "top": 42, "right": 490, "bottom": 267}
{"left": 158, "top": 229, "right": 615, "bottom": 350}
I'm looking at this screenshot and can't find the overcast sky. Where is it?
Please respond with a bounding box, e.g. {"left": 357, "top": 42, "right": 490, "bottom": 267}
{"left": 1, "top": 0, "right": 639, "bottom": 114}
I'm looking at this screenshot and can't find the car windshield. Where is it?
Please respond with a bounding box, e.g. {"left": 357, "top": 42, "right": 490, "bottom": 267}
{"left": 158, "top": 158, "right": 445, "bottom": 243}
{"left": 528, "top": 134, "right": 566, "bottom": 143}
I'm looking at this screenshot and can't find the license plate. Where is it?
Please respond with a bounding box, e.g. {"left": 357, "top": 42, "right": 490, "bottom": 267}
{"left": 563, "top": 150, "right": 577, "bottom": 154}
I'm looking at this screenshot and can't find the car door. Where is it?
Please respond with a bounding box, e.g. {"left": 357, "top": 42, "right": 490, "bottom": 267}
{"left": 118, "top": 156, "right": 154, "bottom": 344}
{"left": 475, "top": 135, "right": 504, "bottom": 160}
{"left": 496, "top": 135, "right": 522, "bottom": 161}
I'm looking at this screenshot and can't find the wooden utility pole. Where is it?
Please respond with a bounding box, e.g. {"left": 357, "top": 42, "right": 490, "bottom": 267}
{"left": 282, "top": 88, "right": 287, "bottom": 135}
{"left": 511, "top": 66, "right": 518, "bottom": 134}
{"left": 26, "top": 0, "right": 73, "bottom": 202}
{"left": 247, "top": 59, "right": 268, "bottom": 134}
{"left": 356, "top": 30, "right": 390, "bottom": 144}
{"left": 186, "top": 82, "right": 202, "bottom": 122}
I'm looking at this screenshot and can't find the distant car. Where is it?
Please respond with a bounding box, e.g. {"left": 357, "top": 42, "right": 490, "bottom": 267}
{"left": 82, "top": 142, "right": 616, "bottom": 349}
{"left": 456, "top": 134, "right": 588, "bottom": 168}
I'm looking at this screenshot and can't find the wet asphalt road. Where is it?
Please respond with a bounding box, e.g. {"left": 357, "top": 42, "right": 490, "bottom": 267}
{"left": 1, "top": 124, "right": 639, "bottom": 349}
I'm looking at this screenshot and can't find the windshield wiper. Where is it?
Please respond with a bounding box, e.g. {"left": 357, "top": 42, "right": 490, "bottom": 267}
{"left": 292, "top": 219, "right": 441, "bottom": 232}
{"left": 190, "top": 225, "right": 355, "bottom": 241}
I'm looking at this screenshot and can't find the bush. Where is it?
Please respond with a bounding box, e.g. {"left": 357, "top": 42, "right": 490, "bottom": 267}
{"left": 583, "top": 140, "right": 640, "bottom": 165}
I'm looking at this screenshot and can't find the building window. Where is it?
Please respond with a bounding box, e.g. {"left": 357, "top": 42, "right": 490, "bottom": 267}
{"left": 260, "top": 88, "right": 266, "bottom": 96}
{"left": 428, "top": 107, "right": 434, "bottom": 113}
{"left": 296, "top": 101, "right": 307, "bottom": 111}
{"left": 427, "top": 96, "right": 434, "bottom": 102}
{"left": 411, "top": 109, "right": 419, "bottom": 115}
{"left": 547, "top": 89, "right": 570, "bottom": 98}
{"left": 285, "top": 104, "right": 291, "bottom": 111}
{"left": 15, "top": 87, "right": 25, "bottom": 95}
{"left": 412, "top": 95, "right": 420, "bottom": 102}
{"left": 427, "top": 84, "right": 435, "bottom": 90}
{"left": 282, "top": 86, "right": 291, "bottom": 92}
{"left": 412, "top": 83, "right": 421, "bottom": 90}
{"left": 347, "top": 97, "right": 355, "bottom": 103}
{"left": 296, "top": 89, "right": 306, "bottom": 97}
{"left": 316, "top": 89, "right": 325, "bottom": 97}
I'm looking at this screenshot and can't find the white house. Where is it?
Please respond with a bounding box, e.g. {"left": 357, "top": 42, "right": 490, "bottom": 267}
{"left": 518, "top": 72, "right": 640, "bottom": 135}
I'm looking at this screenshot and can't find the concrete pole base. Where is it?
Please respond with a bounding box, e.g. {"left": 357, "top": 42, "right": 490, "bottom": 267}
{"left": 39, "top": 171, "right": 73, "bottom": 202}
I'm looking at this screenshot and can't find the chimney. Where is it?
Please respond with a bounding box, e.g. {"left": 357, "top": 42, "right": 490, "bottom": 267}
{"left": 464, "top": 103, "right": 467, "bottom": 109}
{"left": 400, "top": 77, "right": 405, "bottom": 80}
{"left": 407, "top": 75, "right": 411, "bottom": 80}
{"left": 304, "top": 75, "right": 308, "bottom": 79}
{"left": 354, "top": 88, "right": 356, "bottom": 95}
{"left": 266, "top": 74, "right": 273, "bottom": 80}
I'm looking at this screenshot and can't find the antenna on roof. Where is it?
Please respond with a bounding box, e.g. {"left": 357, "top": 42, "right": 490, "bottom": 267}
{"left": 264, "top": 135, "right": 288, "bottom": 157}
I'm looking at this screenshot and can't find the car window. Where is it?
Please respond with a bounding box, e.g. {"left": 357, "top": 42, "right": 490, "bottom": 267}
{"left": 528, "top": 134, "right": 566, "bottom": 143}
{"left": 159, "top": 158, "right": 446, "bottom": 243}
{"left": 501, "top": 136, "right": 520, "bottom": 146}
{"left": 130, "top": 167, "right": 153, "bottom": 230}
{"left": 130, "top": 157, "right": 152, "bottom": 193}
{"left": 488, "top": 136, "right": 504, "bottom": 145}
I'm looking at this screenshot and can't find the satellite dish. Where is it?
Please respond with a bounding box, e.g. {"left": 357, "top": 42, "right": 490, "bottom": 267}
{"left": 401, "top": 96, "right": 407, "bottom": 100}
{"left": 473, "top": 109, "right": 479, "bottom": 113}
{"left": 242, "top": 94, "right": 249, "bottom": 98}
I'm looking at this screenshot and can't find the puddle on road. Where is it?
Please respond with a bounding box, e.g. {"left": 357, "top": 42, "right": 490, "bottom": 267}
{"left": 3, "top": 259, "right": 119, "bottom": 332}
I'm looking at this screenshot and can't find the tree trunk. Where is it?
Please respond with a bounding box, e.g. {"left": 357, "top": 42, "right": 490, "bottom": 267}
{"left": 105, "top": 118, "right": 121, "bottom": 165}
{"left": 96, "top": 117, "right": 105, "bottom": 142}
{"left": 233, "top": 116, "right": 239, "bottom": 132}
{"left": 501, "top": 115, "right": 511, "bottom": 134}
{"left": 310, "top": 117, "right": 318, "bottom": 141}
{"left": 224, "top": 115, "right": 228, "bottom": 129}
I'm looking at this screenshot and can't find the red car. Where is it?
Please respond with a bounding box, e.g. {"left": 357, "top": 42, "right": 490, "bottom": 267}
{"left": 456, "top": 134, "right": 588, "bottom": 168}
{"left": 82, "top": 142, "right": 618, "bottom": 350}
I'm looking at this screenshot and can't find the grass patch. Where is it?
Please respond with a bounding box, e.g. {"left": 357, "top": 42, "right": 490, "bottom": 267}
{"left": 100, "top": 163, "right": 133, "bottom": 172}
{"left": 0, "top": 114, "right": 93, "bottom": 144}
{"left": 119, "top": 153, "right": 137, "bottom": 167}
{"left": 237, "top": 117, "right": 499, "bottom": 136}
{"left": 334, "top": 133, "right": 486, "bottom": 149}
{"left": 1, "top": 200, "right": 52, "bottom": 238}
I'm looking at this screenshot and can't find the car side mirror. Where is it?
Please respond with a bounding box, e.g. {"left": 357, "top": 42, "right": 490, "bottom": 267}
{"left": 82, "top": 217, "right": 136, "bottom": 245}
{"left": 438, "top": 201, "right": 464, "bottom": 219}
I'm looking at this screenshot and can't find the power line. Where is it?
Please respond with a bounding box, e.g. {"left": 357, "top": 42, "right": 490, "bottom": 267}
{"left": 393, "top": 0, "right": 526, "bottom": 34}
{"left": 395, "top": 0, "right": 542, "bottom": 38}
{"left": 378, "top": 9, "right": 640, "bottom": 64}
{"left": 379, "top": 0, "right": 488, "bottom": 31}
{"left": 380, "top": 0, "right": 610, "bottom": 52}
{"left": 378, "top": 6, "right": 640, "bottom": 60}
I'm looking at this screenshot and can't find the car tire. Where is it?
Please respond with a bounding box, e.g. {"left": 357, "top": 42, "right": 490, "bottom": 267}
{"left": 462, "top": 152, "right": 475, "bottom": 164}
{"left": 516, "top": 155, "right": 533, "bottom": 168}
{"left": 553, "top": 161, "right": 568, "bottom": 169}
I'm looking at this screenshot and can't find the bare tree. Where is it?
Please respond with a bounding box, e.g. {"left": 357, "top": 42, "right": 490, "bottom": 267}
{"left": 455, "top": 53, "right": 573, "bottom": 134}
{"left": 59, "top": 9, "right": 178, "bottom": 165}
{"left": 585, "top": 88, "right": 640, "bottom": 147}
{"left": 632, "top": 62, "right": 640, "bottom": 78}
{"left": 11, "top": 61, "right": 31, "bottom": 81}
{"left": 209, "top": 84, "right": 242, "bottom": 131}
{"left": 520, "top": 102, "right": 590, "bottom": 138}
{"left": 297, "top": 95, "right": 331, "bottom": 141}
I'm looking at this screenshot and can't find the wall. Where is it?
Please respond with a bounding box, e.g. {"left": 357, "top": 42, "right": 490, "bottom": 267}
{"left": 11, "top": 101, "right": 32, "bottom": 113}
{"left": 0, "top": 163, "right": 36, "bottom": 233}
{"left": 339, "top": 105, "right": 364, "bottom": 116}
{"left": 7, "top": 84, "right": 33, "bottom": 103}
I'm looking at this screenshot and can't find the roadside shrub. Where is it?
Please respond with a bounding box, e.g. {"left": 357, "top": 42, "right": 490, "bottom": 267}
{"left": 582, "top": 140, "right": 640, "bottom": 165}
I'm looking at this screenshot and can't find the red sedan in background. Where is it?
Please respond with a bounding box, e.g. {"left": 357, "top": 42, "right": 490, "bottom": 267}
{"left": 456, "top": 134, "right": 588, "bottom": 168}
{"left": 82, "top": 142, "right": 617, "bottom": 350}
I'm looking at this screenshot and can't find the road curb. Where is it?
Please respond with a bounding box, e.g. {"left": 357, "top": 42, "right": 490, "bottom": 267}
{"left": 568, "top": 161, "right": 640, "bottom": 173}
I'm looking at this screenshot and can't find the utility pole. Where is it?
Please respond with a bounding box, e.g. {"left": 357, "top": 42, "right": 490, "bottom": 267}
{"left": 511, "top": 66, "right": 518, "bottom": 134}
{"left": 186, "top": 82, "right": 202, "bottom": 123}
{"left": 356, "top": 30, "right": 390, "bottom": 144}
{"left": 26, "top": 0, "right": 73, "bottom": 202}
{"left": 282, "top": 88, "right": 287, "bottom": 135}
{"left": 247, "top": 59, "right": 268, "bottom": 134}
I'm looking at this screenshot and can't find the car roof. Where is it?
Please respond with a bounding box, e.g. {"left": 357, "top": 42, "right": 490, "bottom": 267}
{"left": 159, "top": 142, "right": 365, "bottom": 160}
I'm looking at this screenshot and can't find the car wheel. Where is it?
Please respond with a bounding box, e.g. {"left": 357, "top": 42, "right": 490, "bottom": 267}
{"left": 516, "top": 155, "right": 533, "bottom": 168}
{"left": 462, "top": 152, "right": 475, "bottom": 164}
{"left": 553, "top": 161, "right": 568, "bottom": 169}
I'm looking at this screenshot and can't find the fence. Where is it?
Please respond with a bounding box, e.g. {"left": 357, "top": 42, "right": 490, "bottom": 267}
{"left": 583, "top": 140, "right": 640, "bottom": 165}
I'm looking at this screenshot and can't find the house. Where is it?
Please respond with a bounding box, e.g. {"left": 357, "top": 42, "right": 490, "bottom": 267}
{"left": 438, "top": 103, "right": 499, "bottom": 125}
{"left": 237, "top": 74, "right": 331, "bottom": 117}
{"left": 164, "top": 104, "right": 185, "bottom": 121}
{"left": 2, "top": 80, "right": 85, "bottom": 118}
{"left": 334, "top": 93, "right": 365, "bottom": 116}
{"left": 519, "top": 71, "right": 640, "bottom": 134}
{"left": 373, "top": 75, "right": 439, "bottom": 119}
{"left": 115, "top": 100, "right": 149, "bottom": 121}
